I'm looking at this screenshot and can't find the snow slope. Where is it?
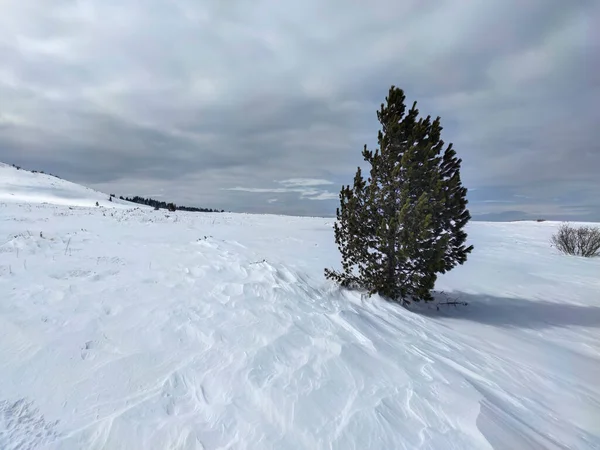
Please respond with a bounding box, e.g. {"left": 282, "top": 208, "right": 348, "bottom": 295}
{"left": 0, "top": 165, "right": 599, "bottom": 449}
{"left": 0, "top": 163, "right": 135, "bottom": 208}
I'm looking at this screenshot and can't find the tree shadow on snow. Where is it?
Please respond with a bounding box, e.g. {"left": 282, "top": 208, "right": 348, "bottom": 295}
{"left": 415, "top": 292, "right": 600, "bottom": 330}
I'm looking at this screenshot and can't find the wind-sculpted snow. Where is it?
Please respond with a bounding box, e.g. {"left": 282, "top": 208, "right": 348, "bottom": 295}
{"left": 0, "top": 399, "right": 62, "bottom": 450}
{"left": 0, "top": 165, "right": 599, "bottom": 449}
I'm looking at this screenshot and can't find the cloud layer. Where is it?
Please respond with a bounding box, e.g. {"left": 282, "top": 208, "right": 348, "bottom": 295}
{"left": 1, "top": 0, "right": 598, "bottom": 219}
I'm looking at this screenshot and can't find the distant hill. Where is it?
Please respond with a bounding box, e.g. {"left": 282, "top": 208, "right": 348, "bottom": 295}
{"left": 0, "top": 162, "right": 137, "bottom": 209}
{"left": 0, "top": 162, "right": 223, "bottom": 212}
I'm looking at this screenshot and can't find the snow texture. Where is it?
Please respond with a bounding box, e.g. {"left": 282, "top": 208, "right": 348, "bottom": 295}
{"left": 0, "top": 163, "right": 599, "bottom": 449}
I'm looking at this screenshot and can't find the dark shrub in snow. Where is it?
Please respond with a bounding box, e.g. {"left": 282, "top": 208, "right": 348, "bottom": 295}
{"left": 552, "top": 223, "right": 600, "bottom": 257}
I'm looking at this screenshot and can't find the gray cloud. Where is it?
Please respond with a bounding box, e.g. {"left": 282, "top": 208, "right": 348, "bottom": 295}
{"left": 1, "top": 0, "right": 598, "bottom": 220}
{"left": 225, "top": 178, "right": 338, "bottom": 204}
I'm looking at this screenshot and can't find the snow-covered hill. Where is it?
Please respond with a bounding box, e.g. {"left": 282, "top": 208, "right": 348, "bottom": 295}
{"left": 0, "top": 164, "right": 599, "bottom": 449}
{"left": 0, "top": 163, "right": 136, "bottom": 208}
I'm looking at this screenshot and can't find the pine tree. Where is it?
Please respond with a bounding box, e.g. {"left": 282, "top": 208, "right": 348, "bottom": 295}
{"left": 325, "top": 86, "right": 473, "bottom": 304}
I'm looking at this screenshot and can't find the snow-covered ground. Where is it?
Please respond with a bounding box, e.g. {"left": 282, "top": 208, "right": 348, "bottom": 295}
{"left": 0, "top": 163, "right": 136, "bottom": 209}
{"left": 0, "top": 164, "right": 599, "bottom": 450}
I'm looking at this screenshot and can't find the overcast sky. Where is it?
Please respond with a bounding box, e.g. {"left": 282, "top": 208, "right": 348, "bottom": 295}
{"left": 1, "top": 0, "right": 598, "bottom": 220}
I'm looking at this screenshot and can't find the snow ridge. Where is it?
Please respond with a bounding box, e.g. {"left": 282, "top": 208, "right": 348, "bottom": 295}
{"left": 0, "top": 163, "right": 135, "bottom": 208}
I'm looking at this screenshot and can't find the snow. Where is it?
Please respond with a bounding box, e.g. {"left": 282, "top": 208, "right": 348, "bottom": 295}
{"left": 0, "top": 164, "right": 137, "bottom": 209}
{"left": 0, "top": 163, "right": 599, "bottom": 449}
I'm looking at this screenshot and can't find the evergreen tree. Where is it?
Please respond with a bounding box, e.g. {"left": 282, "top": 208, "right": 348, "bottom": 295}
{"left": 325, "top": 86, "right": 473, "bottom": 304}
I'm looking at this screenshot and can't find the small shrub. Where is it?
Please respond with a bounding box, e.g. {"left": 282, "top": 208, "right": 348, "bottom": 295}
{"left": 551, "top": 223, "right": 600, "bottom": 257}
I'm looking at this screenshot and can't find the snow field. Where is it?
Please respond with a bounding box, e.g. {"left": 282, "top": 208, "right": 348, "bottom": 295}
{"left": 0, "top": 164, "right": 599, "bottom": 449}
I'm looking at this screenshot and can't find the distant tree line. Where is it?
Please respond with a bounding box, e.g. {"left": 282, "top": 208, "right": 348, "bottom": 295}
{"left": 10, "top": 163, "right": 62, "bottom": 179}
{"left": 120, "top": 195, "right": 224, "bottom": 213}
{"left": 7, "top": 163, "right": 224, "bottom": 214}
